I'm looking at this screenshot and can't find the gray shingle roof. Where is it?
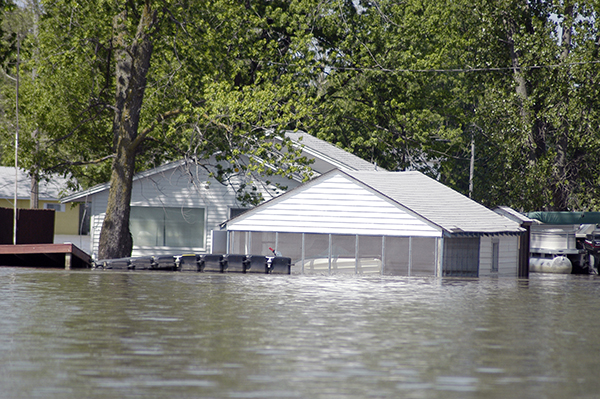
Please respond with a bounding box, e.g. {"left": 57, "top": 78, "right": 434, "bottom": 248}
{"left": 285, "top": 131, "right": 379, "bottom": 172}
{"left": 0, "top": 167, "right": 72, "bottom": 201}
{"left": 343, "top": 170, "right": 522, "bottom": 234}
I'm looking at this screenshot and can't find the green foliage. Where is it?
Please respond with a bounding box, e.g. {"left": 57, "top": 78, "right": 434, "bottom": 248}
{"left": 310, "top": 0, "right": 600, "bottom": 211}
{"left": 1, "top": 0, "right": 321, "bottom": 190}
{"left": 2, "top": 0, "right": 600, "bottom": 213}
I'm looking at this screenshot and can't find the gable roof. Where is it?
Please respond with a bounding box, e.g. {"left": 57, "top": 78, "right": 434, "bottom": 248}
{"left": 344, "top": 170, "right": 522, "bottom": 234}
{"left": 61, "top": 159, "right": 187, "bottom": 202}
{"left": 284, "top": 131, "right": 378, "bottom": 172}
{"left": 226, "top": 169, "right": 523, "bottom": 236}
{"left": 0, "top": 167, "right": 72, "bottom": 201}
{"left": 62, "top": 131, "right": 379, "bottom": 203}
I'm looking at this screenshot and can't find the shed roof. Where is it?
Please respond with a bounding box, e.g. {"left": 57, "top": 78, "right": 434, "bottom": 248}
{"left": 0, "top": 167, "right": 72, "bottom": 201}
{"left": 345, "top": 171, "right": 522, "bottom": 234}
{"left": 227, "top": 169, "right": 523, "bottom": 236}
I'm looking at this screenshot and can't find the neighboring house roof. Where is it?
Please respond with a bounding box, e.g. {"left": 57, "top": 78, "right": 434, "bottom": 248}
{"left": 284, "top": 131, "right": 379, "bottom": 172}
{"left": 62, "top": 131, "right": 379, "bottom": 203}
{"left": 0, "top": 167, "right": 71, "bottom": 201}
{"left": 226, "top": 169, "right": 523, "bottom": 236}
{"left": 61, "top": 155, "right": 294, "bottom": 203}
{"left": 61, "top": 159, "right": 189, "bottom": 202}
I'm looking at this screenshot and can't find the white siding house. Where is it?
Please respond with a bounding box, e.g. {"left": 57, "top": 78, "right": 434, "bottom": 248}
{"left": 61, "top": 132, "right": 378, "bottom": 259}
{"left": 62, "top": 159, "right": 294, "bottom": 259}
{"left": 225, "top": 169, "right": 524, "bottom": 277}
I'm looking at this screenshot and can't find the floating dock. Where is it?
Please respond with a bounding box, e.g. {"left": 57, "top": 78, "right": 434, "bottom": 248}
{"left": 94, "top": 253, "right": 291, "bottom": 274}
{"left": 0, "top": 243, "right": 92, "bottom": 269}
{"left": 0, "top": 247, "right": 291, "bottom": 275}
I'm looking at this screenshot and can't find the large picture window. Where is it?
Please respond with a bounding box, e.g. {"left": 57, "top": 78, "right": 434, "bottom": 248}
{"left": 130, "top": 207, "right": 205, "bottom": 248}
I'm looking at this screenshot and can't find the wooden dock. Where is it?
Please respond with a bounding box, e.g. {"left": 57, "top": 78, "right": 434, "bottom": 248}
{"left": 0, "top": 243, "right": 92, "bottom": 269}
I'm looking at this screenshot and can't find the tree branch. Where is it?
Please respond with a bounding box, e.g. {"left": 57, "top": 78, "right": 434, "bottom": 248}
{"left": 49, "top": 154, "right": 116, "bottom": 171}
{"left": 131, "top": 108, "right": 182, "bottom": 149}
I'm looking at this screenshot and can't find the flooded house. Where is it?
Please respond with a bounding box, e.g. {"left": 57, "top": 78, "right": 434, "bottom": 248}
{"left": 61, "top": 132, "right": 378, "bottom": 260}
{"left": 224, "top": 169, "right": 525, "bottom": 277}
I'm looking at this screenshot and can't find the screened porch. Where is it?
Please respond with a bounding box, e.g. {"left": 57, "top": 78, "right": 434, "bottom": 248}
{"left": 228, "top": 231, "right": 447, "bottom": 276}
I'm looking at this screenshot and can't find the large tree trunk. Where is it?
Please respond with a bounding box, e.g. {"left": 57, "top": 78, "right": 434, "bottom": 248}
{"left": 98, "top": 4, "right": 156, "bottom": 260}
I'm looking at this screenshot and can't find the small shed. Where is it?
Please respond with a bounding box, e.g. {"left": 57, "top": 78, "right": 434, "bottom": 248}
{"left": 225, "top": 169, "right": 524, "bottom": 277}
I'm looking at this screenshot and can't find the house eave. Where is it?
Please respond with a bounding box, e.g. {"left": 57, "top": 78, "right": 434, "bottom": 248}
{"left": 443, "top": 229, "right": 526, "bottom": 237}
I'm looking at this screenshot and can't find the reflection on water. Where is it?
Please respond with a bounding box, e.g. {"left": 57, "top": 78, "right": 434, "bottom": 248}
{"left": 1, "top": 268, "right": 600, "bottom": 399}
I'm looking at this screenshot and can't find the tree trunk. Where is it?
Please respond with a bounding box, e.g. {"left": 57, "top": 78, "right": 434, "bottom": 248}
{"left": 98, "top": 4, "right": 156, "bottom": 260}
{"left": 506, "top": 15, "right": 544, "bottom": 163}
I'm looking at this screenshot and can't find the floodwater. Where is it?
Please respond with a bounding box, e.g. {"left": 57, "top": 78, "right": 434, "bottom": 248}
{"left": 1, "top": 268, "right": 600, "bottom": 399}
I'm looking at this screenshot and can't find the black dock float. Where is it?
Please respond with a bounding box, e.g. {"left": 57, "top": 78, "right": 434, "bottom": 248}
{"left": 176, "top": 254, "right": 197, "bottom": 271}
{"left": 151, "top": 255, "right": 179, "bottom": 271}
{"left": 93, "top": 254, "right": 291, "bottom": 275}
{"left": 95, "top": 257, "right": 131, "bottom": 270}
{"left": 245, "top": 255, "right": 268, "bottom": 273}
{"left": 268, "top": 256, "right": 291, "bottom": 274}
{"left": 199, "top": 254, "right": 223, "bottom": 273}
{"left": 223, "top": 254, "right": 246, "bottom": 273}
{"left": 130, "top": 256, "right": 154, "bottom": 270}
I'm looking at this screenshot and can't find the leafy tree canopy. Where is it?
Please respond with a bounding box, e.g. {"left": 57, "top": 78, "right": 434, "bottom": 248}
{"left": 1, "top": 0, "right": 599, "bottom": 255}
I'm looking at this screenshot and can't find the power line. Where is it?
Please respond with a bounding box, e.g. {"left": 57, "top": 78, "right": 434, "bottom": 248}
{"left": 270, "top": 60, "right": 600, "bottom": 74}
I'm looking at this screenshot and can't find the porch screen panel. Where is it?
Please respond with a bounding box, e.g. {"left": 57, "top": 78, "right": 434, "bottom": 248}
{"left": 249, "top": 232, "right": 277, "bottom": 256}
{"left": 331, "top": 235, "right": 357, "bottom": 274}
{"left": 277, "top": 233, "right": 303, "bottom": 265}
{"left": 443, "top": 237, "right": 480, "bottom": 277}
{"left": 357, "top": 235, "right": 383, "bottom": 274}
{"left": 383, "top": 236, "right": 410, "bottom": 276}
{"left": 410, "top": 237, "right": 437, "bottom": 276}
{"left": 230, "top": 231, "right": 247, "bottom": 254}
{"left": 302, "top": 233, "right": 331, "bottom": 274}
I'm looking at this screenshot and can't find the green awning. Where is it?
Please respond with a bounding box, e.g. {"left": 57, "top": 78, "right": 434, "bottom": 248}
{"left": 526, "top": 212, "right": 600, "bottom": 225}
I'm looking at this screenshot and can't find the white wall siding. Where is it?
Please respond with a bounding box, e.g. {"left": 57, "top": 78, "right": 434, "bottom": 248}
{"left": 479, "top": 238, "right": 492, "bottom": 277}
{"left": 229, "top": 173, "right": 442, "bottom": 237}
{"left": 498, "top": 236, "right": 519, "bottom": 277}
{"left": 479, "top": 236, "right": 518, "bottom": 277}
{"left": 88, "top": 164, "right": 295, "bottom": 259}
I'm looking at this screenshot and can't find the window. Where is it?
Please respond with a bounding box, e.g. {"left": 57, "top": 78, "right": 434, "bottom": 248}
{"left": 229, "top": 208, "right": 250, "bottom": 219}
{"left": 44, "top": 203, "right": 65, "bottom": 212}
{"left": 130, "top": 206, "right": 205, "bottom": 248}
{"left": 78, "top": 203, "right": 91, "bottom": 235}
{"left": 491, "top": 239, "right": 500, "bottom": 272}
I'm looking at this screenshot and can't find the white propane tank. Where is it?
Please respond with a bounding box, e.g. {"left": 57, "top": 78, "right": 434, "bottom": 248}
{"left": 529, "top": 256, "right": 572, "bottom": 274}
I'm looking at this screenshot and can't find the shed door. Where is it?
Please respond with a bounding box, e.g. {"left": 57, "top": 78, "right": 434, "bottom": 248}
{"left": 443, "top": 237, "right": 480, "bottom": 277}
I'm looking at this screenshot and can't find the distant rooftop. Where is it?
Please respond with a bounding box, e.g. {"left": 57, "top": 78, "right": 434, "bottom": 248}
{"left": 285, "top": 131, "right": 379, "bottom": 172}
{"left": 0, "top": 167, "right": 72, "bottom": 201}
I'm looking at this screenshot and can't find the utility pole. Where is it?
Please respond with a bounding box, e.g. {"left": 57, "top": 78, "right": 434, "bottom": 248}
{"left": 13, "top": 34, "right": 20, "bottom": 245}
{"left": 469, "top": 135, "right": 475, "bottom": 199}
{"left": 30, "top": 1, "right": 41, "bottom": 209}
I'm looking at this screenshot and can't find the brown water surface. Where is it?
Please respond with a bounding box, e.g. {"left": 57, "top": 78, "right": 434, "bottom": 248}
{"left": 1, "top": 268, "right": 599, "bottom": 399}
